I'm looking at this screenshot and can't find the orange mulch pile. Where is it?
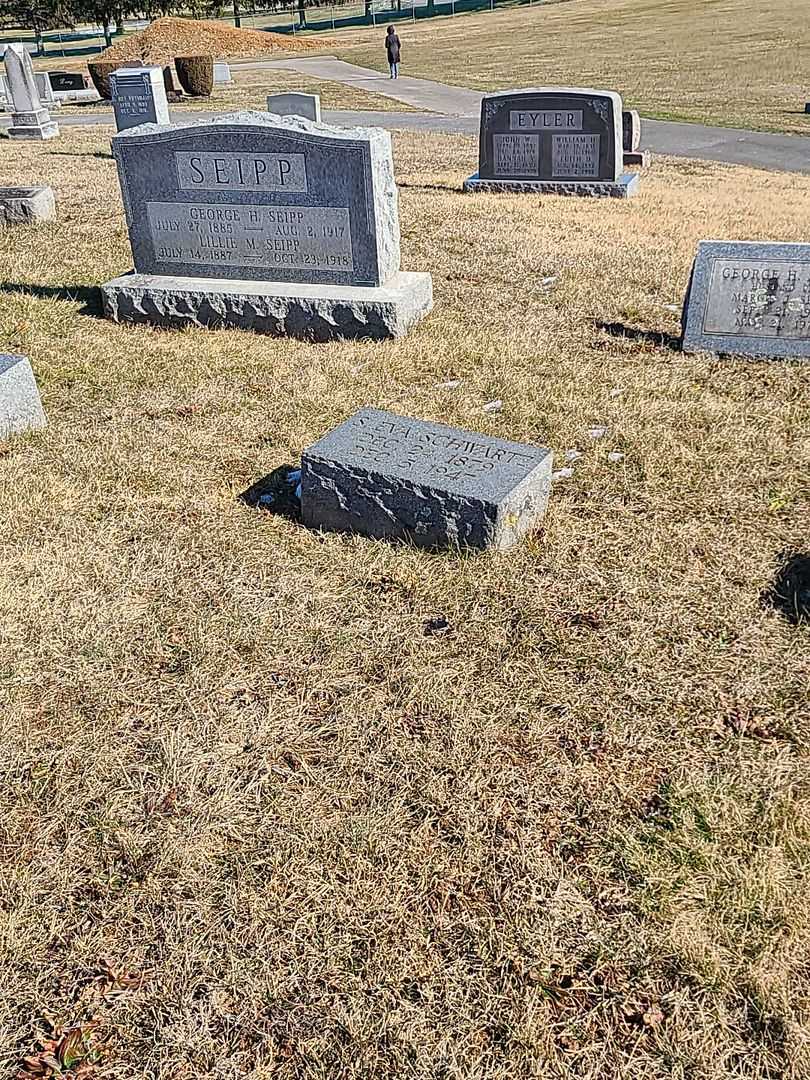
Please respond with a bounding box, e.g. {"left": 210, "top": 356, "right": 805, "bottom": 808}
{"left": 98, "top": 16, "right": 326, "bottom": 65}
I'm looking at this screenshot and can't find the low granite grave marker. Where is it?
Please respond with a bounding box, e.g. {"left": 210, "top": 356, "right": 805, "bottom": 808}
{"left": 0, "top": 354, "right": 47, "bottom": 438}
{"left": 49, "top": 70, "right": 86, "bottom": 92}
{"left": 266, "top": 92, "right": 321, "bottom": 123}
{"left": 102, "top": 110, "right": 433, "bottom": 340}
{"left": 4, "top": 42, "right": 58, "bottom": 140}
{"left": 0, "top": 186, "right": 56, "bottom": 226}
{"left": 110, "top": 66, "right": 169, "bottom": 131}
{"left": 682, "top": 240, "right": 810, "bottom": 361}
{"left": 213, "top": 61, "right": 233, "bottom": 85}
{"left": 301, "top": 407, "right": 552, "bottom": 550}
{"left": 464, "top": 87, "right": 638, "bottom": 197}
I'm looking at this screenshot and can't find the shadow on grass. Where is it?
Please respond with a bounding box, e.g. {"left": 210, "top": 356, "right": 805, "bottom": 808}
{"left": 0, "top": 281, "right": 103, "bottom": 316}
{"left": 239, "top": 465, "right": 302, "bottom": 522}
{"left": 595, "top": 320, "right": 682, "bottom": 351}
{"left": 398, "top": 181, "right": 460, "bottom": 193}
{"left": 48, "top": 150, "right": 113, "bottom": 160}
{"left": 762, "top": 552, "right": 810, "bottom": 626}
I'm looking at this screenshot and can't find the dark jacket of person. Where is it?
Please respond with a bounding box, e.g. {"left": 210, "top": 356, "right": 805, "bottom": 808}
{"left": 385, "top": 30, "right": 401, "bottom": 63}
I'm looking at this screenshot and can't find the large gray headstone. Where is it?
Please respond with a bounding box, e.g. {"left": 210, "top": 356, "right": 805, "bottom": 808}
{"left": 682, "top": 240, "right": 810, "bottom": 361}
{"left": 4, "top": 42, "right": 58, "bottom": 140}
{"left": 0, "top": 354, "right": 47, "bottom": 438}
{"left": 464, "top": 87, "right": 637, "bottom": 197}
{"left": 111, "top": 110, "right": 400, "bottom": 288}
{"left": 110, "top": 66, "right": 169, "bottom": 132}
{"left": 301, "top": 408, "right": 553, "bottom": 550}
{"left": 266, "top": 92, "right": 321, "bottom": 123}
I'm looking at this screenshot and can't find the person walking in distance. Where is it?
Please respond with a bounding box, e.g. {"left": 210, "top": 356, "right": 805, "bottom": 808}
{"left": 385, "top": 25, "right": 401, "bottom": 79}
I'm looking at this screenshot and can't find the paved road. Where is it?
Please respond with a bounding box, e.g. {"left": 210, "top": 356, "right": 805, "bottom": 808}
{"left": 6, "top": 54, "right": 810, "bottom": 176}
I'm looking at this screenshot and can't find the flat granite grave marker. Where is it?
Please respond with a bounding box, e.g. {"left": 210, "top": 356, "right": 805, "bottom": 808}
{"left": 49, "top": 70, "right": 86, "bottom": 92}
{"left": 464, "top": 87, "right": 638, "bottom": 198}
{"left": 4, "top": 42, "right": 58, "bottom": 140}
{"left": 682, "top": 240, "right": 810, "bottom": 361}
{"left": 0, "top": 354, "right": 47, "bottom": 438}
{"left": 266, "top": 92, "right": 321, "bottom": 123}
{"left": 110, "top": 66, "right": 169, "bottom": 131}
{"left": 301, "top": 407, "right": 553, "bottom": 550}
{"left": 0, "top": 186, "right": 56, "bottom": 226}
{"left": 102, "top": 110, "right": 433, "bottom": 340}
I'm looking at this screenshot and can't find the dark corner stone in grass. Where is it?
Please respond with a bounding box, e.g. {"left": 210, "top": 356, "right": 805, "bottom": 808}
{"left": 762, "top": 551, "right": 810, "bottom": 626}
{"left": 594, "top": 320, "right": 681, "bottom": 351}
{"left": 239, "top": 464, "right": 302, "bottom": 521}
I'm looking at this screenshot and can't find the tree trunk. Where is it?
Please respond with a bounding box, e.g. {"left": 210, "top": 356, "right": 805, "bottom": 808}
{"left": 103, "top": 20, "right": 113, "bottom": 47}
{"left": 297, "top": 0, "right": 307, "bottom": 28}
{"left": 233, "top": 0, "right": 242, "bottom": 27}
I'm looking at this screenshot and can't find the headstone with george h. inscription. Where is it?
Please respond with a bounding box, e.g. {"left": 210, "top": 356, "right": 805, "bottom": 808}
{"left": 266, "top": 92, "right": 321, "bottom": 123}
{"left": 0, "top": 185, "right": 56, "bottom": 226}
{"left": 0, "top": 354, "right": 47, "bottom": 439}
{"left": 301, "top": 407, "right": 553, "bottom": 551}
{"left": 102, "top": 110, "right": 433, "bottom": 340}
{"left": 4, "top": 42, "right": 58, "bottom": 140}
{"left": 464, "top": 87, "right": 638, "bottom": 198}
{"left": 682, "top": 240, "right": 810, "bottom": 361}
{"left": 110, "top": 66, "right": 169, "bottom": 132}
{"left": 622, "top": 108, "right": 648, "bottom": 168}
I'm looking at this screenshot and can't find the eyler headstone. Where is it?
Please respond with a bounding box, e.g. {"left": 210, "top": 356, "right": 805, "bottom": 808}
{"left": 0, "top": 186, "right": 56, "bottom": 226}
{"left": 301, "top": 407, "right": 553, "bottom": 551}
{"left": 464, "top": 87, "right": 638, "bottom": 197}
{"left": 266, "top": 91, "right": 321, "bottom": 123}
{"left": 682, "top": 240, "right": 810, "bottom": 361}
{"left": 101, "top": 110, "right": 433, "bottom": 340}
{"left": 0, "top": 354, "right": 47, "bottom": 438}
{"left": 4, "top": 42, "right": 58, "bottom": 140}
{"left": 622, "top": 108, "right": 648, "bottom": 168}
{"left": 110, "top": 66, "right": 169, "bottom": 132}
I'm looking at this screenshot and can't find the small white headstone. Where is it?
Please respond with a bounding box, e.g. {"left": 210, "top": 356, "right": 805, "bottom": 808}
{"left": 0, "top": 354, "right": 47, "bottom": 438}
{"left": 213, "top": 61, "right": 232, "bottom": 85}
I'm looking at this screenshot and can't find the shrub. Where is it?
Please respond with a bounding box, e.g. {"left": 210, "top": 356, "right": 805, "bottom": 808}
{"left": 87, "top": 59, "right": 135, "bottom": 100}
{"left": 175, "top": 55, "right": 213, "bottom": 98}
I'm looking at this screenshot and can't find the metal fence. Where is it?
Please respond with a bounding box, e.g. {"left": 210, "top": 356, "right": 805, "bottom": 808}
{"left": 1, "top": 0, "right": 537, "bottom": 57}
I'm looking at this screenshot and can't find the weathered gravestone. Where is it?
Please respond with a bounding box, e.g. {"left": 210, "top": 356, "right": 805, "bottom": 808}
{"left": 463, "top": 87, "right": 638, "bottom": 197}
{"left": 682, "top": 240, "right": 810, "bottom": 361}
{"left": 48, "top": 70, "right": 86, "bottom": 92}
{"left": 213, "top": 61, "right": 233, "bottom": 86}
{"left": 301, "top": 407, "right": 553, "bottom": 550}
{"left": 266, "top": 92, "right": 321, "bottom": 123}
{"left": 622, "top": 108, "right": 648, "bottom": 168}
{"left": 4, "top": 42, "right": 58, "bottom": 140}
{"left": 110, "top": 66, "right": 170, "bottom": 132}
{"left": 0, "top": 354, "right": 47, "bottom": 439}
{"left": 102, "top": 111, "right": 433, "bottom": 340}
{"left": 0, "top": 186, "right": 56, "bottom": 226}
{"left": 34, "top": 71, "right": 60, "bottom": 109}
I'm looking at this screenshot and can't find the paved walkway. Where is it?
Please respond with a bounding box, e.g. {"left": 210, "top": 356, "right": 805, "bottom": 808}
{"left": 6, "top": 55, "right": 810, "bottom": 176}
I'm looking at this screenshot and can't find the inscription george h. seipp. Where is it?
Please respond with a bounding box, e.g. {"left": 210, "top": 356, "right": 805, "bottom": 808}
{"left": 703, "top": 260, "right": 810, "bottom": 339}
{"left": 148, "top": 203, "right": 353, "bottom": 271}
{"left": 349, "top": 415, "right": 538, "bottom": 483}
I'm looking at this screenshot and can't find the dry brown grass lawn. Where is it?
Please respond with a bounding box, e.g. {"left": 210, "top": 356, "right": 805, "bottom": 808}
{"left": 336, "top": 0, "right": 810, "bottom": 134}
{"left": 1, "top": 127, "right": 809, "bottom": 1078}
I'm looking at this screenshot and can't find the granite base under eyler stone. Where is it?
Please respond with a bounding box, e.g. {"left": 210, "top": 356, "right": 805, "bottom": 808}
{"left": 0, "top": 353, "right": 47, "bottom": 438}
{"left": 463, "top": 171, "right": 640, "bottom": 197}
{"left": 301, "top": 407, "right": 553, "bottom": 551}
{"left": 0, "top": 185, "right": 55, "bottom": 225}
{"left": 101, "top": 270, "right": 433, "bottom": 341}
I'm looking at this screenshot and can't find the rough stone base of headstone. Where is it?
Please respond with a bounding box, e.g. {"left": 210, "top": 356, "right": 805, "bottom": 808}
{"left": 462, "top": 172, "right": 640, "bottom": 198}
{"left": 9, "top": 108, "right": 59, "bottom": 140}
{"left": 53, "top": 88, "right": 101, "bottom": 105}
{"left": 0, "top": 186, "right": 55, "bottom": 225}
{"left": 624, "top": 150, "right": 649, "bottom": 168}
{"left": 0, "top": 354, "right": 47, "bottom": 438}
{"left": 101, "top": 271, "right": 434, "bottom": 341}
